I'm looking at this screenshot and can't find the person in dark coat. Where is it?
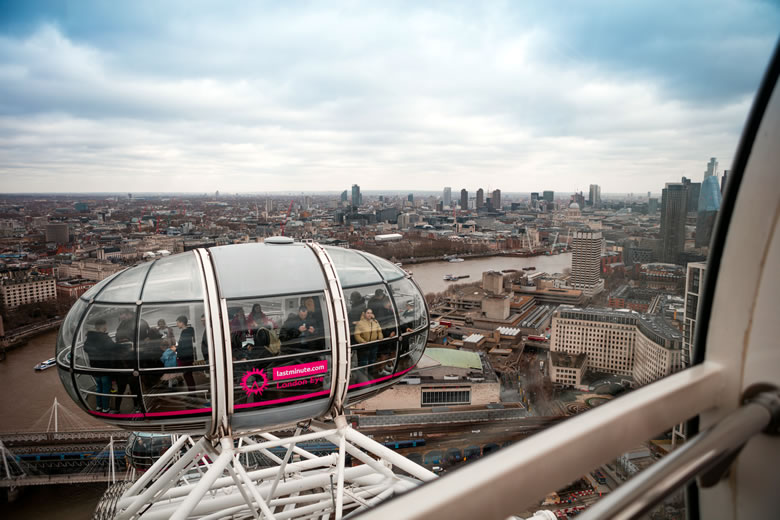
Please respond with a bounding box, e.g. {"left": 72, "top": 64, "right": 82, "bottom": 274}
{"left": 114, "top": 309, "right": 145, "bottom": 413}
{"left": 83, "top": 319, "right": 115, "bottom": 413}
{"left": 280, "top": 306, "right": 315, "bottom": 347}
{"left": 176, "top": 315, "right": 196, "bottom": 391}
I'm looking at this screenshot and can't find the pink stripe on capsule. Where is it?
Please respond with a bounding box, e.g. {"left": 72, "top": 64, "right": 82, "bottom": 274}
{"left": 348, "top": 366, "right": 414, "bottom": 390}
{"left": 235, "top": 390, "right": 331, "bottom": 409}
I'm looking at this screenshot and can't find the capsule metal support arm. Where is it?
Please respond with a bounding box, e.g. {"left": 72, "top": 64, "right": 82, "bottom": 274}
{"left": 578, "top": 389, "right": 780, "bottom": 520}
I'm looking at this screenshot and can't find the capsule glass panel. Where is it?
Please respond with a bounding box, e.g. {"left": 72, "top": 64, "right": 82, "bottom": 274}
{"left": 80, "top": 271, "right": 121, "bottom": 302}
{"left": 94, "top": 263, "right": 151, "bottom": 303}
{"left": 56, "top": 298, "right": 86, "bottom": 367}
{"left": 228, "top": 294, "right": 332, "bottom": 425}
{"left": 137, "top": 304, "right": 211, "bottom": 415}
{"left": 360, "top": 251, "right": 406, "bottom": 282}
{"left": 142, "top": 252, "right": 204, "bottom": 302}
{"left": 324, "top": 246, "right": 383, "bottom": 288}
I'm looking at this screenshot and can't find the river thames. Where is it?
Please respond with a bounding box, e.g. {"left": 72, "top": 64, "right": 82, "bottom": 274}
{"left": 405, "top": 252, "right": 572, "bottom": 294}
{"left": 0, "top": 330, "right": 108, "bottom": 518}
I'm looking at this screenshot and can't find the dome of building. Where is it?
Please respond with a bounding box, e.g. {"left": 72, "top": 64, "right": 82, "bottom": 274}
{"left": 56, "top": 241, "right": 429, "bottom": 435}
{"left": 569, "top": 202, "right": 580, "bottom": 210}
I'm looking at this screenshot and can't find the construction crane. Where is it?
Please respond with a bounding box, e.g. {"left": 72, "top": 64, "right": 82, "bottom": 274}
{"left": 549, "top": 232, "right": 559, "bottom": 254}
{"left": 280, "top": 199, "right": 294, "bottom": 236}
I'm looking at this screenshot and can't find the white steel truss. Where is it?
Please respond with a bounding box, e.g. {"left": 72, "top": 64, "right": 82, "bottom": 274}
{"left": 112, "top": 415, "right": 436, "bottom": 520}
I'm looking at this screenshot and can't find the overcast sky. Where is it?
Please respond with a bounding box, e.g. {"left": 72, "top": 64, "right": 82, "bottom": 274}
{"left": 0, "top": 1, "right": 777, "bottom": 194}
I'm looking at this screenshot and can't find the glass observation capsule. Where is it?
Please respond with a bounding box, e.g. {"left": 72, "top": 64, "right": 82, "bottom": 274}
{"left": 55, "top": 239, "right": 429, "bottom": 435}
{"left": 124, "top": 432, "right": 174, "bottom": 471}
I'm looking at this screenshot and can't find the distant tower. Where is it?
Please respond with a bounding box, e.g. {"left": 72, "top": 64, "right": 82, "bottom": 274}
{"left": 695, "top": 175, "right": 722, "bottom": 247}
{"left": 588, "top": 184, "right": 601, "bottom": 208}
{"left": 460, "top": 189, "right": 468, "bottom": 210}
{"left": 530, "top": 192, "right": 539, "bottom": 209}
{"left": 341, "top": 190, "right": 348, "bottom": 203}
{"left": 571, "top": 231, "right": 605, "bottom": 297}
{"left": 443, "top": 187, "right": 452, "bottom": 207}
{"left": 721, "top": 170, "right": 729, "bottom": 194}
{"left": 681, "top": 177, "right": 701, "bottom": 213}
{"left": 407, "top": 193, "right": 414, "bottom": 202}
{"left": 660, "top": 183, "right": 688, "bottom": 264}
{"left": 705, "top": 157, "right": 718, "bottom": 178}
{"left": 492, "top": 189, "right": 501, "bottom": 210}
{"left": 475, "top": 189, "right": 484, "bottom": 209}
{"left": 648, "top": 198, "right": 659, "bottom": 214}
{"left": 351, "top": 184, "right": 361, "bottom": 207}
{"left": 543, "top": 191, "right": 554, "bottom": 203}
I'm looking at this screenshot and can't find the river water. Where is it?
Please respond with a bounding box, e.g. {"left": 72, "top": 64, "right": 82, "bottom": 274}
{"left": 0, "top": 330, "right": 107, "bottom": 517}
{"left": 405, "top": 253, "right": 572, "bottom": 294}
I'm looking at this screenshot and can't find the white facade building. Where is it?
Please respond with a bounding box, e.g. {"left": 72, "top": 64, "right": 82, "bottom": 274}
{"left": 0, "top": 276, "right": 57, "bottom": 309}
{"left": 550, "top": 306, "right": 682, "bottom": 386}
{"left": 570, "top": 231, "right": 605, "bottom": 297}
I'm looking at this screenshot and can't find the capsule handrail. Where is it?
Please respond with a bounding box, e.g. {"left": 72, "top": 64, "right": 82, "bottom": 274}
{"left": 578, "top": 389, "right": 780, "bottom": 520}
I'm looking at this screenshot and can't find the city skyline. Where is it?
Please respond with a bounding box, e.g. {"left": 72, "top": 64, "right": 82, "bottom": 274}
{"left": 1, "top": 2, "right": 777, "bottom": 193}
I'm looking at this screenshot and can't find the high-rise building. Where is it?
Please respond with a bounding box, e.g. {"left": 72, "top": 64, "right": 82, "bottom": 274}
{"left": 351, "top": 184, "right": 361, "bottom": 207}
{"left": 705, "top": 157, "right": 718, "bottom": 178}
{"left": 543, "top": 191, "right": 554, "bottom": 203}
{"left": 588, "top": 184, "right": 601, "bottom": 208}
{"left": 571, "top": 231, "right": 605, "bottom": 297}
{"left": 492, "top": 189, "right": 501, "bottom": 210}
{"left": 695, "top": 175, "right": 722, "bottom": 247}
{"left": 476, "top": 189, "right": 484, "bottom": 209}
{"left": 660, "top": 183, "right": 688, "bottom": 264}
{"left": 530, "top": 192, "right": 539, "bottom": 209}
{"left": 683, "top": 262, "right": 706, "bottom": 368}
{"left": 45, "top": 222, "right": 69, "bottom": 244}
{"left": 648, "top": 198, "right": 659, "bottom": 214}
{"left": 721, "top": 170, "right": 729, "bottom": 194}
{"left": 443, "top": 187, "right": 452, "bottom": 207}
{"left": 681, "top": 176, "right": 701, "bottom": 213}
{"left": 407, "top": 193, "right": 414, "bottom": 202}
{"left": 340, "top": 190, "right": 348, "bottom": 203}
{"left": 460, "top": 189, "right": 468, "bottom": 210}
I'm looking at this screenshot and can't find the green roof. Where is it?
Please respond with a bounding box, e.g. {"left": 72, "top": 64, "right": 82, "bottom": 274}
{"left": 425, "top": 348, "right": 482, "bottom": 370}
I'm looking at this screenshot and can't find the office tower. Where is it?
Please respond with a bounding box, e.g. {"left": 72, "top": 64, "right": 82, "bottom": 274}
{"left": 681, "top": 177, "right": 701, "bottom": 213}
{"left": 476, "top": 188, "right": 484, "bottom": 209}
{"left": 543, "top": 191, "right": 554, "bottom": 203}
{"left": 351, "top": 184, "right": 361, "bottom": 207}
{"left": 492, "top": 189, "right": 501, "bottom": 210}
{"left": 660, "top": 183, "right": 688, "bottom": 264}
{"left": 443, "top": 187, "right": 452, "bottom": 207}
{"left": 407, "top": 193, "right": 414, "bottom": 202}
{"left": 45, "top": 223, "right": 69, "bottom": 244}
{"left": 588, "top": 184, "right": 601, "bottom": 208}
{"left": 530, "top": 192, "right": 539, "bottom": 209}
{"left": 683, "top": 262, "right": 706, "bottom": 367}
{"left": 340, "top": 190, "right": 348, "bottom": 202}
{"left": 705, "top": 157, "right": 718, "bottom": 178}
{"left": 571, "top": 231, "right": 605, "bottom": 297}
{"left": 574, "top": 192, "right": 585, "bottom": 208}
{"left": 460, "top": 189, "right": 468, "bottom": 210}
{"left": 695, "top": 175, "right": 722, "bottom": 247}
{"left": 721, "top": 170, "right": 729, "bottom": 194}
{"left": 648, "top": 198, "right": 659, "bottom": 214}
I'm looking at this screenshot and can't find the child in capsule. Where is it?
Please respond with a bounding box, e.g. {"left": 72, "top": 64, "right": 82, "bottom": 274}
{"left": 160, "top": 343, "right": 178, "bottom": 387}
